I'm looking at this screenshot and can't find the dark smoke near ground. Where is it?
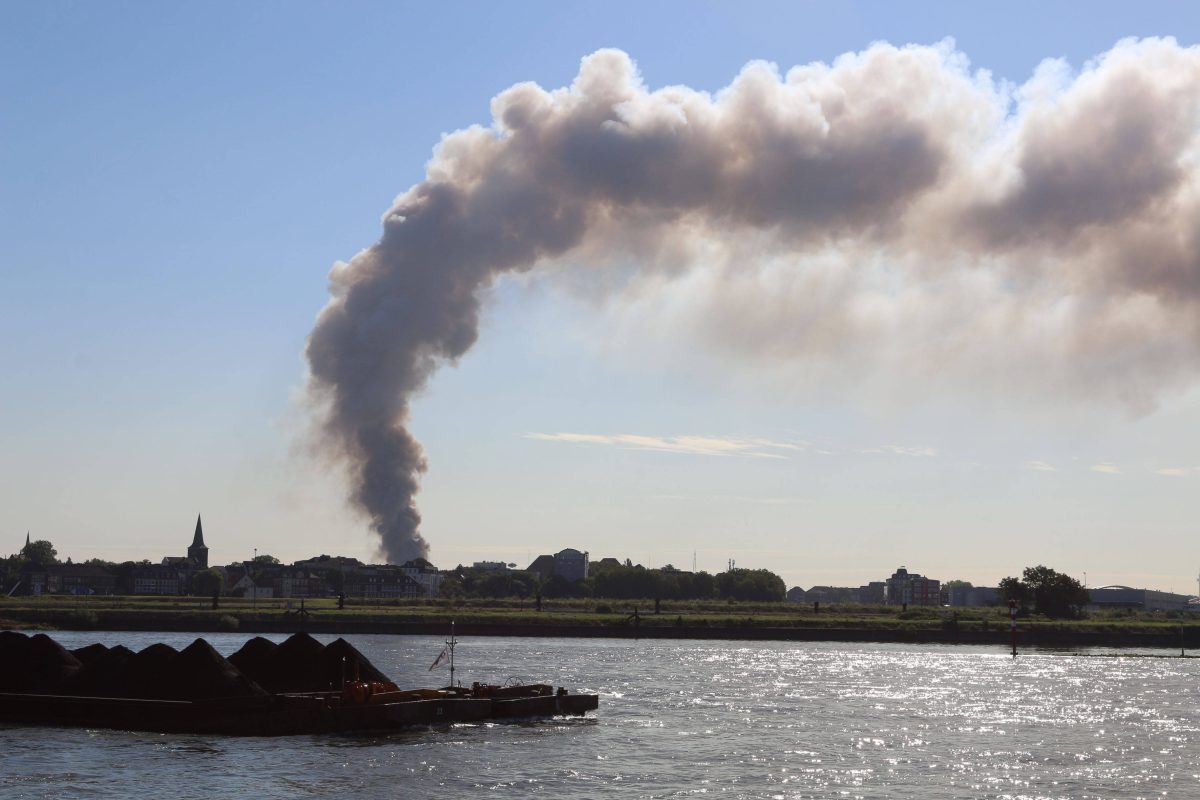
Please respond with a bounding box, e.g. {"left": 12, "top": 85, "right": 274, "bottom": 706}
{"left": 305, "top": 40, "right": 1200, "bottom": 563}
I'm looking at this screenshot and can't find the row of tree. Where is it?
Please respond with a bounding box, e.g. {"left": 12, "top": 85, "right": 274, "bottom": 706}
{"left": 441, "top": 562, "right": 787, "bottom": 602}
{"left": 5, "top": 539, "right": 1088, "bottom": 616}
{"left": 444, "top": 562, "right": 1090, "bottom": 614}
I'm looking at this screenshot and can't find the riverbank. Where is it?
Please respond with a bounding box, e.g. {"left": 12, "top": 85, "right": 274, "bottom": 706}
{"left": 2, "top": 595, "right": 1196, "bottom": 649}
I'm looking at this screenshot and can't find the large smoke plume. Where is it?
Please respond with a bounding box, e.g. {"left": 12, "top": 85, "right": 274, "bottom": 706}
{"left": 306, "top": 39, "right": 1200, "bottom": 563}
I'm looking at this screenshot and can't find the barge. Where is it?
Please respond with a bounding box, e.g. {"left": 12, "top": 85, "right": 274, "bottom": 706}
{"left": 0, "top": 630, "right": 597, "bottom": 735}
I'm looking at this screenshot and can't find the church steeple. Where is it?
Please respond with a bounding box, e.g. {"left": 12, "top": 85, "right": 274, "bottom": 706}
{"left": 191, "top": 515, "right": 205, "bottom": 548}
{"left": 188, "top": 514, "right": 209, "bottom": 569}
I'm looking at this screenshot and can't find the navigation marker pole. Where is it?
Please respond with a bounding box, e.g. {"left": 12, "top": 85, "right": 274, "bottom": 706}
{"left": 1008, "top": 599, "right": 1018, "bottom": 658}
{"left": 447, "top": 621, "right": 457, "bottom": 687}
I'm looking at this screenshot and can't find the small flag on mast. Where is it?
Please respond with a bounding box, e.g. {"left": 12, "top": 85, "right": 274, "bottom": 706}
{"left": 429, "top": 647, "right": 449, "bottom": 670}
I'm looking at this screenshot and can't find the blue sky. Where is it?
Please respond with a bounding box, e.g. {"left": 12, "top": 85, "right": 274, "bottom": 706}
{"left": 3, "top": 2, "right": 1199, "bottom": 593}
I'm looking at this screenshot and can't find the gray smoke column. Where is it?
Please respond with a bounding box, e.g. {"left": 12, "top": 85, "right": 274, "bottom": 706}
{"left": 306, "top": 39, "right": 1200, "bottom": 563}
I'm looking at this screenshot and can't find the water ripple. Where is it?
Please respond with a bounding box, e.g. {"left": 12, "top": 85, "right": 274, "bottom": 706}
{"left": 2, "top": 633, "right": 1198, "bottom": 799}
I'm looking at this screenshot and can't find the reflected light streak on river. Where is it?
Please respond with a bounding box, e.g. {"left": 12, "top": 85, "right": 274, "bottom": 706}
{"left": 2, "top": 633, "right": 1198, "bottom": 799}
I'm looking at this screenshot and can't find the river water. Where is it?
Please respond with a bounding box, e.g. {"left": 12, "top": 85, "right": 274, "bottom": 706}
{"left": 2, "top": 632, "right": 1198, "bottom": 799}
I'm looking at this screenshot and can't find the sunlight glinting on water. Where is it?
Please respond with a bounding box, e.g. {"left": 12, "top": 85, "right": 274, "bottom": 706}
{"left": 2, "top": 633, "right": 1197, "bottom": 799}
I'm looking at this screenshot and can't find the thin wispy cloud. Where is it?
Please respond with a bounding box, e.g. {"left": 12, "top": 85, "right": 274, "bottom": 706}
{"left": 860, "top": 445, "right": 938, "bottom": 458}
{"left": 524, "top": 432, "right": 613, "bottom": 445}
{"left": 652, "top": 493, "right": 808, "bottom": 505}
{"left": 1091, "top": 463, "right": 1122, "bottom": 474}
{"left": 1155, "top": 467, "right": 1189, "bottom": 477}
{"left": 727, "top": 495, "right": 809, "bottom": 506}
{"left": 532, "top": 432, "right": 945, "bottom": 462}
{"left": 1025, "top": 460, "right": 1057, "bottom": 472}
{"left": 525, "top": 432, "right": 802, "bottom": 459}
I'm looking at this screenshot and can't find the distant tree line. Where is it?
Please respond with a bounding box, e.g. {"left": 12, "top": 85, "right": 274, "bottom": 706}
{"left": 2, "top": 540, "right": 1101, "bottom": 619}
{"left": 440, "top": 561, "right": 787, "bottom": 602}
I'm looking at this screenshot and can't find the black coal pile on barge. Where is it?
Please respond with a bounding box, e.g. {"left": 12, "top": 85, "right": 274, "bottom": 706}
{"left": 0, "top": 631, "right": 598, "bottom": 735}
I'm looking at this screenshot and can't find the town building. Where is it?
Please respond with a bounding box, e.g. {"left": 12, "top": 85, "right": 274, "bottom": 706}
{"left": 225, "top": 564, "right": 274, "bottom": 599}
{"left": 16, "top": 566, "right": 46, "bottom": 596}
{"left": 133, "top": 563, "right": 185, "bottom": 595}
{"left": 525, "top": 548, "right": 590, "bottom": 582}
{"left": 53, "top": 564, "right": 118, "bottom": 595}
{"left": 342, "top": 564, "right": 424, "bottom": 599}
{"left": 553, "top": 548, "right": 589, "bottom": 581}
{"left": 883, "top": 566, "right": 941, "bottom": 606}
{"left": 292, "top": 554, "right": 362, "bottom": 593}
{"left": 946, "top": 584, "right": 1000, "bottom": 607}
{"left": 277, "top": 568, "right": 327, "bottom": 598}
{"left": 526, "top": 554, "right": 556, "bottom": 581}
{"left": 401, "top": 559, "right": 443, "bottom": 597}
{"left": 1087, "top": 585, "right": 1194, "bottom": 612}
{"left": 130, "top": 514, "right": 212, "bottom": 595}
{"left": 226, "top": 562, "right": 321, "bottom": 599}
{"left": 858, "top": 582, "right": 886, "bottom": 604}
{"left": 18, "top": 563, "right": 119, "bottom": 596}
{"left": 805, "top": 586, "right": 863, "bottom": 604}
{"left": 293, "top": 555, "right": 364, "bottom": 572}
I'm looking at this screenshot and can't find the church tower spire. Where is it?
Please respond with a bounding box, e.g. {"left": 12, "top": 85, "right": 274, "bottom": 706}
{"left": 188, "top": 514, "right": 209, "bottom": 568}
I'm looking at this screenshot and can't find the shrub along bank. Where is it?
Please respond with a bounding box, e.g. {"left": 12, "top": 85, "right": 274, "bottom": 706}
{"left": 1, "top": 595, "right": 1197, "bottom": 649}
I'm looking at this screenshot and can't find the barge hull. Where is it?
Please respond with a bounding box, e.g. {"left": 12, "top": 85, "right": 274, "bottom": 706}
{"left": 0, "top": 692, "right": 587, "bottom": 736}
